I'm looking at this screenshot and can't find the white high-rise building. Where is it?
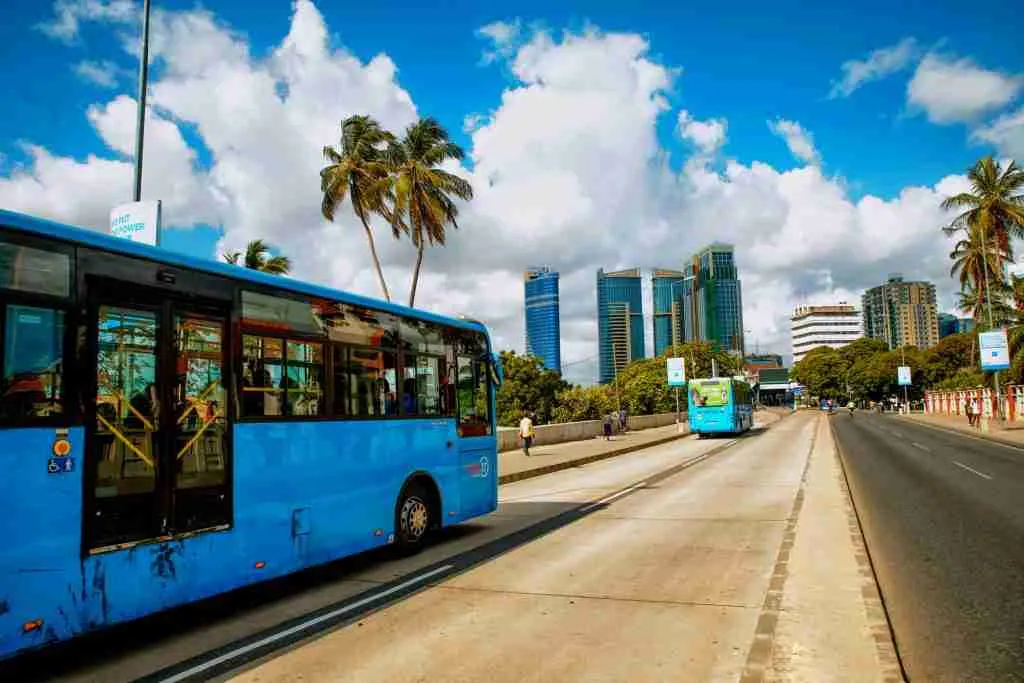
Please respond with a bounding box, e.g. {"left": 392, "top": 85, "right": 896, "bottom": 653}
{"left": 791, "top": 303, "right": 863, "bottom": 364}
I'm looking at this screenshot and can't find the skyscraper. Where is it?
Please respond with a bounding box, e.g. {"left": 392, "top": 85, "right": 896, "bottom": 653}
{"left": 524, "top": 267, "right": 562, "bottom": 373}
{"left": 938, "top": 312, "right": 975, "bottom": 338}
{"left": 683, "top": 244, "right": 745, "bottom": 354}
{"left": 862, "top": 275, "right": 939, "bottom": 350}
{"left": 651, "top": 269, "right": 686, "bottom": 356}
{"left": 597, "top": 268, "right": 645, "bottom": 384}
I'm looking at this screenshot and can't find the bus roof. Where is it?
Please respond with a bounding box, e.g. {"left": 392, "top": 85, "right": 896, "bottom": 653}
{"left": 0, "top": 209, "right": 489, "bottom": 336}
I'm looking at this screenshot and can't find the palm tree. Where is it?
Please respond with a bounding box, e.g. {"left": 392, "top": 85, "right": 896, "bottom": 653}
{"left": 949, "top": 223, "right": 1011, "bottom": 292}
{"left": 388, "top": 117, "right": 473, "bottom": 307}
{"left": 942, "top": 157, "right": 1024, "bottom": 322}
{"left": 222, "top": 239, "right": 291, "bottom": 274}
{"left": 321, "top": 115, "right": 400, "bottom": 302}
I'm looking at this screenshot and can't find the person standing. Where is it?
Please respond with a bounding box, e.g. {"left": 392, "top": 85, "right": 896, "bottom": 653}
{"left": 619, "top": 407, "right": 628, "bottom": 433}
{"left": 965, "top": 398, "right": 975, "bottom": 427}
{"left": 519, "top": 412, "right": 535, "bottom": 456}
{"left": 970, "top": 396, "right": 981, "bottom": 428}
{"left": 603, "top": 412, "right": 614, "bottom": 441}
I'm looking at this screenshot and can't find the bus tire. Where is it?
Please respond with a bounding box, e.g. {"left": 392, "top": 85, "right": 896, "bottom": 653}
{"left": 394, "top": 483, "right": 432, "bottom": 556}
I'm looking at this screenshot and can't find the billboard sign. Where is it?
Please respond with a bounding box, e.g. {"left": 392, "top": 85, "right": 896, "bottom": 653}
{"left": 110, "top": 200, "right": 162, "bottom": 246}
{"left": 666, "top": 357, "right": 686, "bottom": 387}
{"left": 897, "top": 366, "right": 912, "bottom": 386}
{"left": 979, "top": 329, "right": 1010, "bottom": 371}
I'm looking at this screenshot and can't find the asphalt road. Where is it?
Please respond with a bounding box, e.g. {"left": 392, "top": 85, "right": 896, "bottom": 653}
{"left": 832, "top": 411, "right": 1024, "bottom": 681}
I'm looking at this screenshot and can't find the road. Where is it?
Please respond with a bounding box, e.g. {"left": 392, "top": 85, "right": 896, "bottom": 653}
{"left": 1, "top": 429, "right": 739, "bottom": 682}
{"left": 832, "top": 411, "right": 1024, "bottom": 681}
{"left": 3, "top": 412, "right": 872, "bottom": 682}
{"left": 226, "top": 414, "right": 824, "bottom": 682}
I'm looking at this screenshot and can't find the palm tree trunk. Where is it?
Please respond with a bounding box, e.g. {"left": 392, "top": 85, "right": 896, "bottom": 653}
{"left": 409, "top": 240, "right": 424, "bottom": 308}
{"left": 360, "top": 216, "right": 390, "bottom": 302}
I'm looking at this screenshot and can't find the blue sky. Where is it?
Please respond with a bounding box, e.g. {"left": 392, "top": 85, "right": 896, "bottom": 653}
{"left": 1, "top": 0, "right": 1023, "bottom": 377}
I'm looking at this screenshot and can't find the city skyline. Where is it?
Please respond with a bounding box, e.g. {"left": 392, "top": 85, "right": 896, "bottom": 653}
{"left": 523, "top": 266, "right": 562, "bottom": 373}
{"left": 2, "top": 1, "right": 1020, "bottom": 388}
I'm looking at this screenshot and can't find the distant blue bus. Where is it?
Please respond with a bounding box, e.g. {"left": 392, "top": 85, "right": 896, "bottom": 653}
{"left": 0, "top": 210, "right": 501, "bottom": 661}
{"left": 688, "top": 377, "right": 754, "bottom": 436}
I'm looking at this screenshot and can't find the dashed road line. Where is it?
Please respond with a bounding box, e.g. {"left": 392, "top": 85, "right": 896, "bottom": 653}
{"left": 911, "top": 442, "right": 931, "bottom": 453}
{"left": 953, "top": 460, "right": 993, "bottom": 480}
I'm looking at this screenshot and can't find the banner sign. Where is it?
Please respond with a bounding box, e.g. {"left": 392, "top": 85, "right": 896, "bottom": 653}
{"left": 979, "top": 329, "right": 1010, "bottom": 371}
{"left": 666, "top": 357, "right": 686, "bottom": 387}
{"left": 897, "top": 366, "right": 912, "bottom": 386}
{"left": 110, "top": 200, "right": 162, "bottom": 246}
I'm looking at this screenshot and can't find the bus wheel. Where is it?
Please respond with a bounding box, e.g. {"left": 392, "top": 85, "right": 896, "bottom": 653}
{"left": 395, "top": 484, "right": 431, "bottom": 555}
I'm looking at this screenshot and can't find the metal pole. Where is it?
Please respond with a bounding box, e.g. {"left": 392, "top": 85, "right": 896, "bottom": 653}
{"left": 979, "top": 218, "right": 1003, "bottom": 421}
{"left": 132, "top": 0, "right": 152, "bottom": 202}
{"left": 675, "top": 386, "right": 681, "bottom": 433}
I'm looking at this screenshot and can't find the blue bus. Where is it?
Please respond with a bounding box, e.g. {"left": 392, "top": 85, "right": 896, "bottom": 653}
{"left": 0, "top": 209, "right": 501, "bottom": 660}
{"left": 687, "top": 377, "right": 754, "bottom": 436}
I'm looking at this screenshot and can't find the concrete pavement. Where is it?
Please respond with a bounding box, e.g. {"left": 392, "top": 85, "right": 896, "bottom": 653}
{"left": 899, "top": 411, "right": 1024, "bottom": 449}
{"left": 231, "top": 412, "right": 895, "bottom": 683}
{"left": 834, "top": 411, "right": 1024, "bottom": 680}
{"left": 500, "top": 409, "right": 783, "bottom": 483}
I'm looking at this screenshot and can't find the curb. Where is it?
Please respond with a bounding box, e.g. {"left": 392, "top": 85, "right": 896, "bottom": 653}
{"left": 497, "top": 430, "right": 691, "bottom": 485}
{"left": 896, "top": 416, "right": 1024, "bottom": 451}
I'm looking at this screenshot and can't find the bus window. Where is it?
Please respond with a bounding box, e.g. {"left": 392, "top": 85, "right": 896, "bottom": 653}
{"left": 0, "top": 238, "right": 71, "bottom": 297}
{"left": 285, "top": 340, "right": 324, "bottom": 416}
{"left": 241, "top": 336, "right": 284, "bottom": 417}
{"left": 334, "top": 346, "right": 398, "bottom": 418}
{"left": 456, "top": 355, "right": 491, "bottom": 437}
{"left": 1, "top": 305, "right": 65, "bottom": 420}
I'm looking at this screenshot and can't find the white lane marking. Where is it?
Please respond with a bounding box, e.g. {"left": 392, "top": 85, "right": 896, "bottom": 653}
{"left": 953, "top": 460, "right": 993, "bottom": 480}
{"left": 911, "top": 442, "right": 931, "bottom": 453}
{"left": 159, "top": 564, "right": 454, "bottom": 682}
{"left": 890, "top": 430, "right": 903, "bottom": 438}
{"left": 580, "top": 482, "right": 648, "bottom": 513}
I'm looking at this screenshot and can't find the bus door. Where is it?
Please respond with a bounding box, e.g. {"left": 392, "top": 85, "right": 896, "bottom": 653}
{"left": 85, "top": 282, "right": 232, "bottom": 549}
{"left": 454, "top": 353, "right": 497, "bottom": 518}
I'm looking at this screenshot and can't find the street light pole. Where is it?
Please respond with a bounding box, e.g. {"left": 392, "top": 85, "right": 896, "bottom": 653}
{"left": 132, "top": 0, "right": 152, "bottom": 202}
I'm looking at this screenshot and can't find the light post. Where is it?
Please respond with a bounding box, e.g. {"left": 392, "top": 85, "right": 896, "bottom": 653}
{"left": 978, "top": 218, "right": 1003, "bottom": 423}
{"left": 132, "top": 0, "right": 152, "bottom": 202}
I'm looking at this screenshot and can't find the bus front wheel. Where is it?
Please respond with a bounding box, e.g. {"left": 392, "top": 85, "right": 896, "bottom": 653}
{"left": 394, "top": 484, "right": 431, "bottom": 555}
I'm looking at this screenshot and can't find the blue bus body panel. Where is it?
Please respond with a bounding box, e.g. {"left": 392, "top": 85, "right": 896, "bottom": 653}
{"left": 0, "top": 419, "right": 497, "bottom": 659}
{"left": 689, "top": 405, "right": 737, "bottom": 433}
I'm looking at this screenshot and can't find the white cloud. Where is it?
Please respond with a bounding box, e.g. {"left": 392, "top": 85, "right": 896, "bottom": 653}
{"left": 477, "top": 19, "right": 522, "bottom": 64}
{"left": 38, "top": 0, "right": 136, "bottom": 43}
{"left": 10, "top": 1, "right": 974, "bottom": 385}
{"left": 677, "top": 109, "right": 726, "bottom": 154}
{"left": 907, "top": 54, "right": 1023, "bottom": 124}
{"left": 767, "top": 118, "right": 821, "bottom": 165}
{"left": 829, "top": 37, "right": 919, "bottom": 98}
{"left": 971, "top": 107, "right": 1024, "bottom": 159}
{"left": 73, "top": 59, "right": 120, "bottom": 87}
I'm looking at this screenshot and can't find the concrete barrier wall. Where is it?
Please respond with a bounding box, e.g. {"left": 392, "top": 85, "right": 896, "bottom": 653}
{"left": 498, "top": 412, "right": 685, "bottom": 452}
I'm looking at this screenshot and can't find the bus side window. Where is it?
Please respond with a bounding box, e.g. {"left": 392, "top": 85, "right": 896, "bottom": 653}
{"left": 1, "top": 305, "right": 65, "bottom": 420}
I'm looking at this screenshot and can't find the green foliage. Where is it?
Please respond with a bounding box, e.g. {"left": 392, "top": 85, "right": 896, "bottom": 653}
{"left": 495, "top": 351, "right": 570, "bottom": 427}
{"left": 551, "top": 385, "right": 614, "bottom": 423}
{"left": 222, "top": 239, "right": 291, "bottom": 274}
{"left": 933, "top": 368, "right": 986, "bottom": 390}
{"left": 790, "top": 347, "right": 848, "bottom": 398}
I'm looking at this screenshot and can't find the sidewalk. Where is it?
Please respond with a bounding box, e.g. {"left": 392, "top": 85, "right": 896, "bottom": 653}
{"left": 498, "top": 410, "right": 784, "bottom": 484}
{"left": 755, "top": 413, "right": 902, "bottom": 682}
{"left": 899, "top": 412, "right": 1024, "bottom": 449}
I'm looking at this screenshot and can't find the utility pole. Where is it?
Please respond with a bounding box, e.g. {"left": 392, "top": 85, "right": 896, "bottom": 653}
{"left": 132, "top": 0, "right": 152, "bottom": 202}
{"left": 901, "top": 343, "right": 909, "bottom": 414}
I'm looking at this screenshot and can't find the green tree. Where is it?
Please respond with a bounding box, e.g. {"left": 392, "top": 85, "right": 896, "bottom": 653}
{"left": 921, "top": 332, "right": 976, "bottom": 386}
{"left": 949, "top": 222, "right": 1011, "bottom": 294}
{"left": 790, "top": 347, "right": 849, "bottom": 399}
{"left": 495, "top": 351, "right": 570, "bottom": 426}
{"left": 321, "top": 115, "right": 399, "bottom": 302}
{"left": 388, "top": 118, "right": 474, "bottom": 307}
{"left": 222, "top": 239, "right": 291, "bottom": 274}
{"left": 551, "top": 385, "right": 614, "bottom": 423}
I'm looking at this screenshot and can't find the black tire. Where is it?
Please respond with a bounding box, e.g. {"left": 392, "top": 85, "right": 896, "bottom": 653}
{"left": 394, "top": 483, "right": 431, "bottom": 555}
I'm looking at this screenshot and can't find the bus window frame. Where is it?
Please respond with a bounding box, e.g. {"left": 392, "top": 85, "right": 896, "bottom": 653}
{"left": 0, "top": 229, "right": 76, "bottom": 428}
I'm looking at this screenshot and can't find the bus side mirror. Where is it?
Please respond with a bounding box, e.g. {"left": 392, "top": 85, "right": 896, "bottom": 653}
{"left": 489, "top": 352, "right": 504, "bottom": 387}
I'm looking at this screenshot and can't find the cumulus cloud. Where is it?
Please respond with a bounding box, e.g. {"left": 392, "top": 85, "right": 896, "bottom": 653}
{"left": 38, "top": 0, "right": 136, "bottom": 43}
{"left": 767, "top": 118, "right": 820, "bottom": 165}
{"left": 477, "top": 19, "right": 523, "bottom": 64}
{"left": 907, "top": 54, "right": 1023, "bottom": 124}
{"left": 73, "top": 59, "right": 120, "bottom": 87}
{"left": 8, "top": 1, "right": 975, "bottom": 384}
{"left": 677, "top": 110, "right": 727, "bottom": 154}
{"left": 971, "top": 107, "right": 1024, "bottom": 160}
{"left": 829, "top": 37, "right": 919, "bottom": 98}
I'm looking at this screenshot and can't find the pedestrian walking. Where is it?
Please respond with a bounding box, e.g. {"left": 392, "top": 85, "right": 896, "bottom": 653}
{"left": 603, "top": 413, "right": 614, "bottom": 441}
{"left": 519, "top": 412, "right": 535, "bottom": 456}
{"left": 965, "top": 399, "right": 975, "bottom": 427}
{"left": 970, "top": 397, "right": 981, "bottom": 428}
{"left": 619, "top": 407, "right": 628, "bottom": 433}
